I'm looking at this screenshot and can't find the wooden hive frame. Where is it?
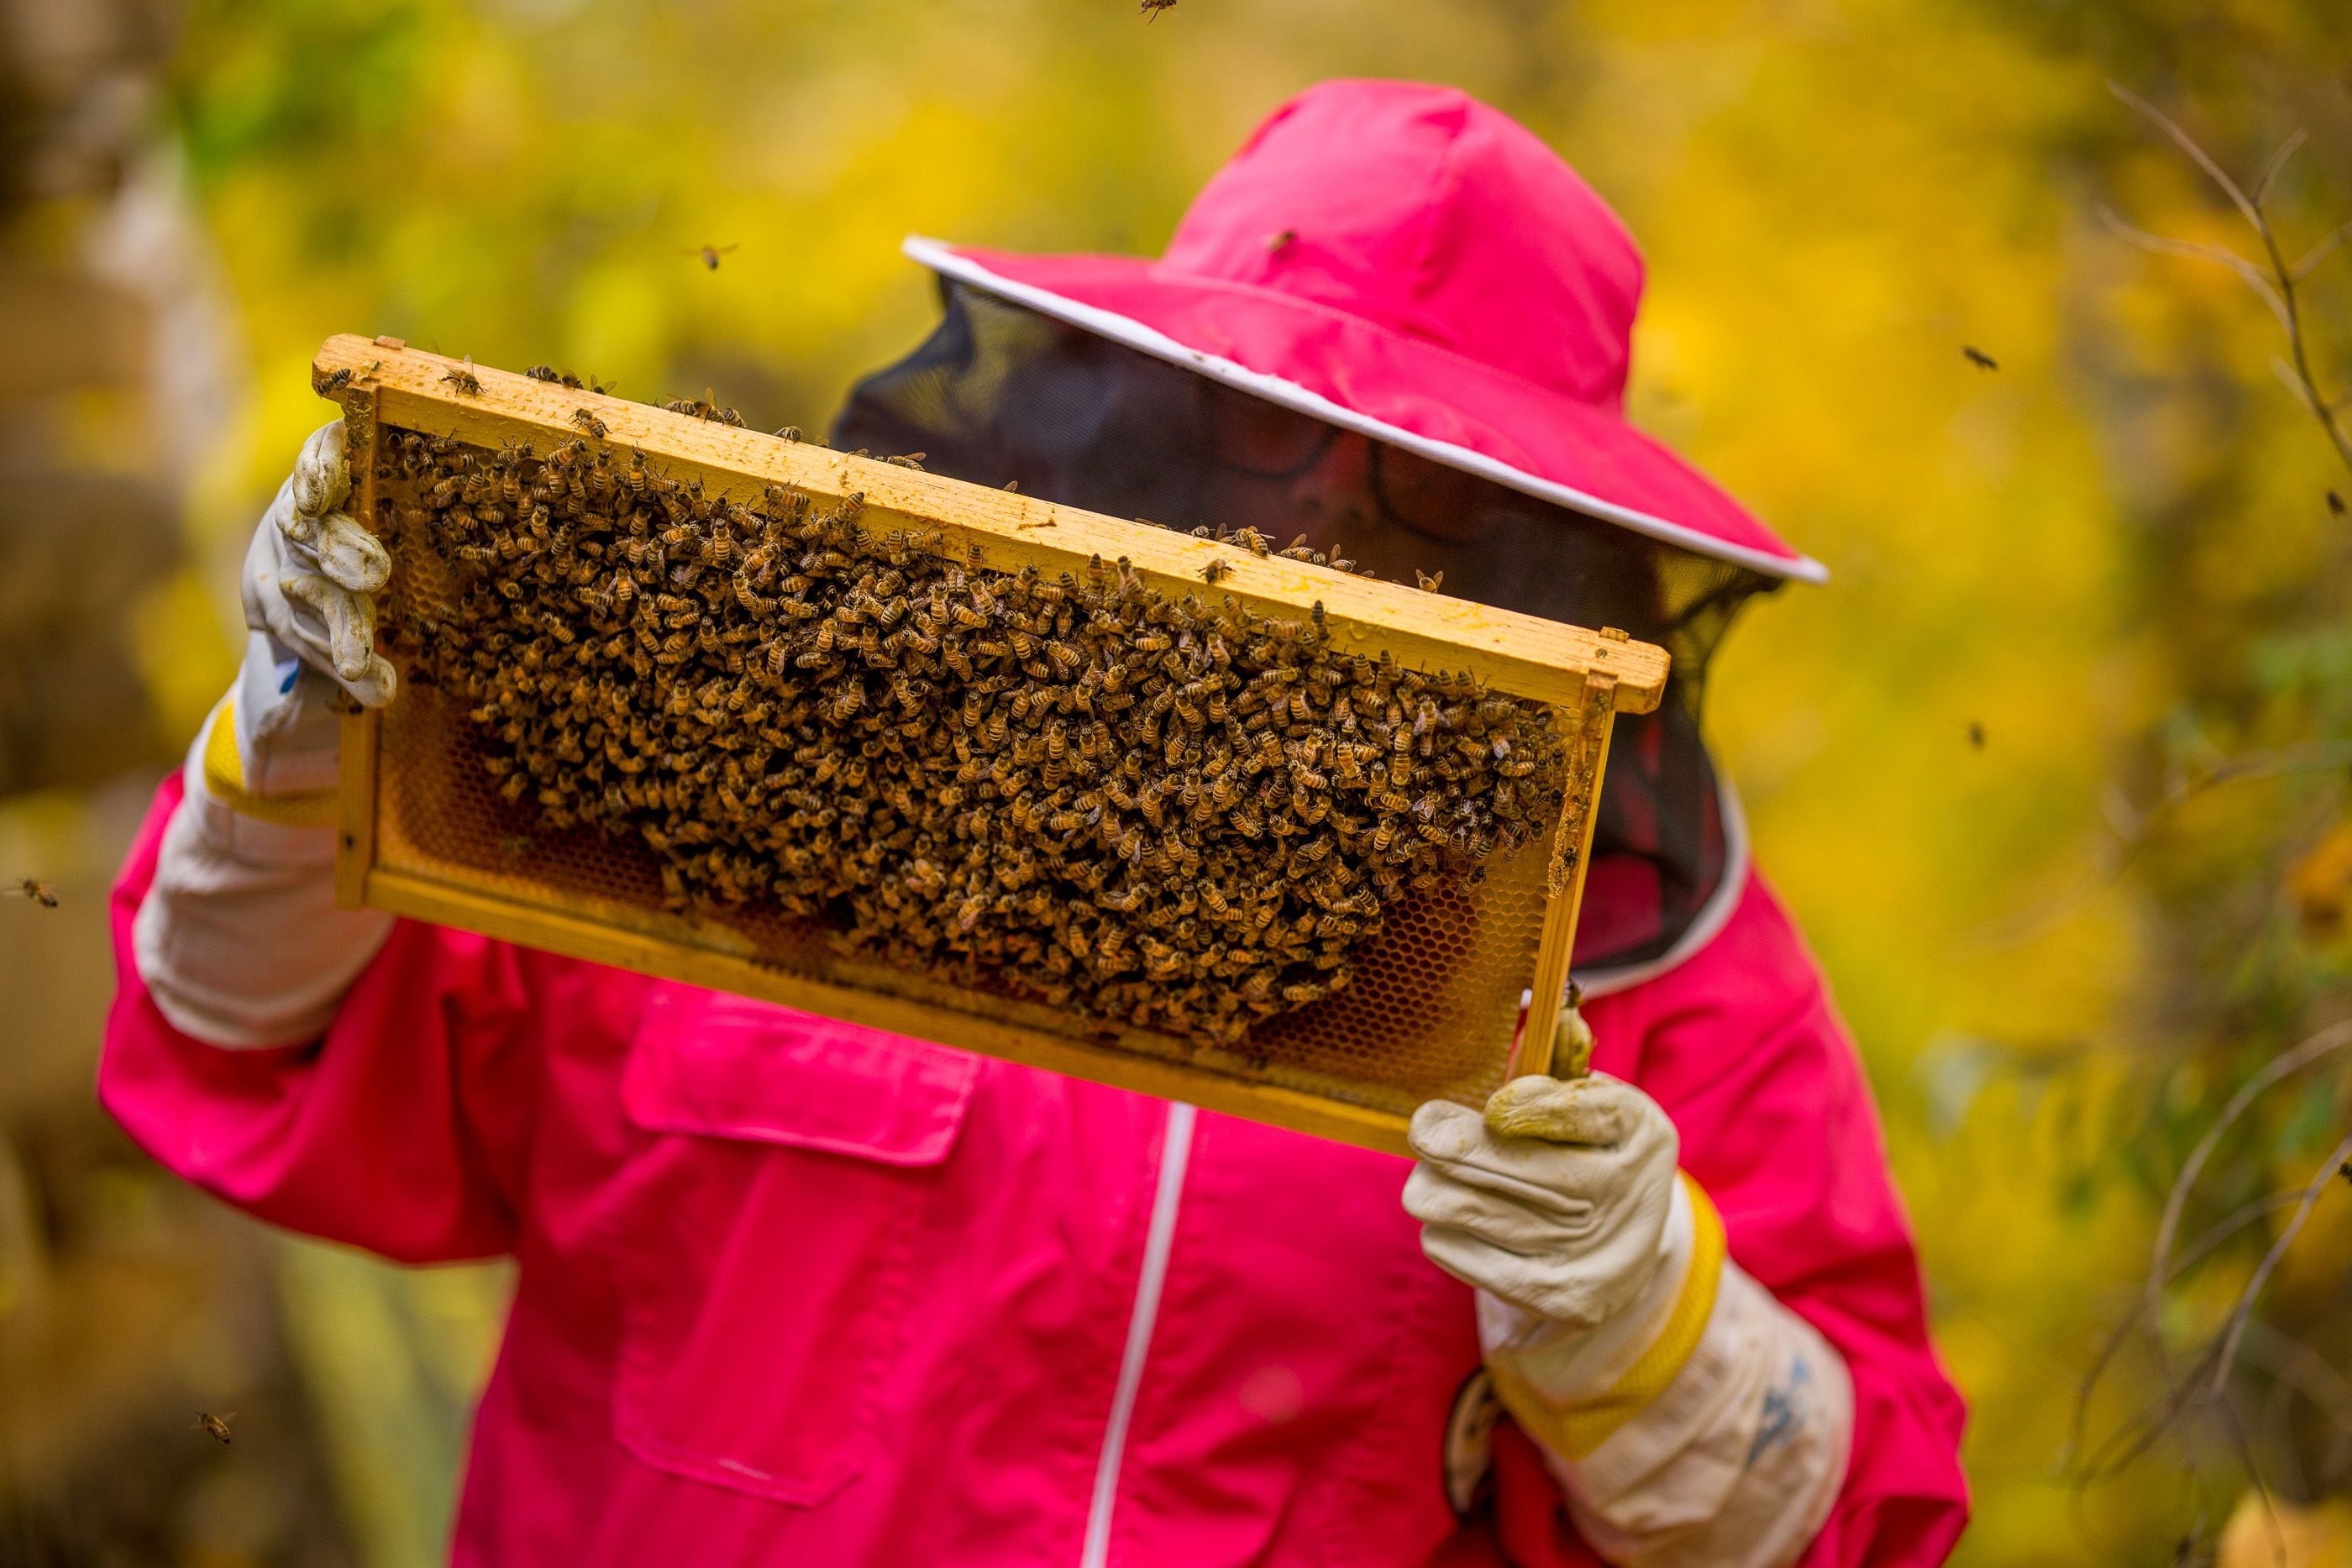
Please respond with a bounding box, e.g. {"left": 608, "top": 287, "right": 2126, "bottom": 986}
{"left": 318, "top": 333, "right": 1668, "bottom": 1155}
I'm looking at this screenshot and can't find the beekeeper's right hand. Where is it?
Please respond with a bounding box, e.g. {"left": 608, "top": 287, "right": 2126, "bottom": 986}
{"left": 134, "top": 422, "right": 396, "bottom": 1049}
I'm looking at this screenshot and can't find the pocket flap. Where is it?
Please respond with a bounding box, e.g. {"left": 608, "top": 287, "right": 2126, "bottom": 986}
{"left": 622, "top": 985, "right": 978, "bottom": 1167}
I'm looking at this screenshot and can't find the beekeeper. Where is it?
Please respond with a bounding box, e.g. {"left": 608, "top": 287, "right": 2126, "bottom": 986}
{"left": 104, "top": 80, "right": 1967, "bottom": 1567}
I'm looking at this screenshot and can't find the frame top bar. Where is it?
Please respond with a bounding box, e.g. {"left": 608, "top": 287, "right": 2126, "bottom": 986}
{"left": 318, "top": 333, "right": 1667, "bottom": 713}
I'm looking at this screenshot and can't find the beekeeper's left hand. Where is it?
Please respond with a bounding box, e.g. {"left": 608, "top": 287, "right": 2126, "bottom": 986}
{"left": 1404, "top": 1072, "right": 1679, "bottom": 1328}
{"left": 1404, "top": 1051, "right": 1855, "bottom": 1568}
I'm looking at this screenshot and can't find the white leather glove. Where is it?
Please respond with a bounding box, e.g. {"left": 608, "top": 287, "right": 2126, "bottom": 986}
{"left": 1405, "top": 1066, "right": 1853, "bottom": 1568}
{"left": 242, "top": 421, "right": 397, "bottom": 708}
{"left": 1408, "top": 1073, "right": 1680, "bottom": 1328}
{"left": 134, "top": 421, "right": 396, "bottom": 1048}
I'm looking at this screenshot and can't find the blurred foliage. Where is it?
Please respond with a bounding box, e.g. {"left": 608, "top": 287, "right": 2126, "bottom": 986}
{"left": 3, "top": 0, "right": 2348, "bottom": 1560}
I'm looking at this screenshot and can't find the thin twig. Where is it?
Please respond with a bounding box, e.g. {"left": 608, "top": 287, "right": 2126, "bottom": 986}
{"left": 2253, "top": 130, "right": 2307, "bottom": 212}
{"left": 2075, "top": 1188, "right": 2309, "bottom": 1440}
{"left": 2147, "top": 1022, "right": 2352, "bottom": 1314}
{"left": 2108, "top": 81, "right": 2352, "bottom": 476}
{"left": 2073, "top": 1022, "right": 2352, "bottom": 1482}
{"left": 2241, "top": 1319, "right": 2352, "bottom": 1434}
{"left": 2110, "top": 83, "right": 2265, "bottom": 225}
{"left": 2206, "top": 1126, "right": 2352, "bottom": 1401}
{"left": 2097, "top": 207, "right": 2288, "bottom": 331}
{"left": 2110, "top": 742, "right": 2352, "bottom": 854}
{"left": 2216, "top": 1388, "right": 2290, "bottom": 1568}
{"left": 2293, "top": 220, "right": 2352, "bottom": 284}
{"left": 1978, "top": 743, "right": 2352, "bottom": 952}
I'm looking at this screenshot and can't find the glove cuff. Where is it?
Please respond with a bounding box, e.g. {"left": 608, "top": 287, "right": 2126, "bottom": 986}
{"left": 1483, "top": 1172, "right": 1725, "bottom": 1460}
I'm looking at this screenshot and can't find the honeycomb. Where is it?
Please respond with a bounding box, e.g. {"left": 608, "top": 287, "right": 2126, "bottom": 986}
{"left": 360, "top": 415, "right": 1594, "bottom": 1117}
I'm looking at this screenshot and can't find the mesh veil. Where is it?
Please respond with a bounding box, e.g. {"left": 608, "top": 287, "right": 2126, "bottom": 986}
{"left": 833, "top": 281, "right": 1777, "bottom": 973}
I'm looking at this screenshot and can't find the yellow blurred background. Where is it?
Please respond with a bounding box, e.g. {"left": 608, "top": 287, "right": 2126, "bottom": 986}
{"left": 3, "top": 0, "right": 2349, "bottom": 1564}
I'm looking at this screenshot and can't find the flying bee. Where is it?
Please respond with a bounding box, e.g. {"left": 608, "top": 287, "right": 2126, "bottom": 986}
{"left": 194, "top": 1413, "right": 235, "bottom": 1444}
{"left": 17, "top": 878, "right": 57, "bottom": 908}
{"left": 685, "top": 243, "right": 740, "bottom": 270}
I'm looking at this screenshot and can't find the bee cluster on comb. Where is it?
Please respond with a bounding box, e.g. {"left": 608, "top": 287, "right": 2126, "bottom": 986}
{"left": 375, "top": 428, "right": 1569, "bottom": 1046}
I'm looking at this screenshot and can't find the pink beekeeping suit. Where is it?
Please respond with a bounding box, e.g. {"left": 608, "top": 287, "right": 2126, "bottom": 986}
{"left": 103, "top": 772, "right": 1966, "bottom": 1565}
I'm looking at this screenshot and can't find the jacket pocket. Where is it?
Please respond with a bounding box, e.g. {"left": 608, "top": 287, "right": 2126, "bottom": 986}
{"left": 609, "top": 984, "right": 978, "bottom": 1505}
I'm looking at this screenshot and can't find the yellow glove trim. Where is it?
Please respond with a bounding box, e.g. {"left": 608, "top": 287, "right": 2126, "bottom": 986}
{"left": 1490, "top": 1172, "right": 1728, "bottom": 1462}
{"left": 202, "top": 698, "right": 341, "bottom": 829}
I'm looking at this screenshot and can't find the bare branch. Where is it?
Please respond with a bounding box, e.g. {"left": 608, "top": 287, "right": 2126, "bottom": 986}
{"left": 2254, "top": 131, "right": 2307, "bottom": 212}
{"left": 2111, "top": 741, "right": 2352, "bottom": 855}
{"left": 2294, "top": 220, "right": 2352, "bottom": 285}
{"left": 2240, "top": 1320, "right": 2352, "bottom": 1434}
{"left": 2149, "top": 1020, "right": 2352, "bottom": 1308}
{"left": 2074, "top": 1018, "right": 2352, "bottom": 1476}
{"left": 2208, "top": 1126, "right": 2352, "bottom": 1401}
{"left": 2073, "top": 1189, "right": 2307, "bottom": 1460}
{"left": 2109, "top": 82, "right": 2265, "bottom": 228}
{"left": 2097, "top": 206, "right": 2291, "bottom": 333}
{"left": 2274, "top": 355, "right": 2323, "bottom": 415}
{"left": 1972, "top": 742, "right": 2352, "bottom": 952}
{"left": 2216, "top": 1391, "right": 2287, "bottom": 1568}
{"left": 2108, "top": 83, "right": 2352, "bottom": 477}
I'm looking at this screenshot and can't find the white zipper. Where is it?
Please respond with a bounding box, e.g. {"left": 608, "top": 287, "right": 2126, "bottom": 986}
{"left": 1079, "top": 1100, "right": 1197, "bottom": 1568}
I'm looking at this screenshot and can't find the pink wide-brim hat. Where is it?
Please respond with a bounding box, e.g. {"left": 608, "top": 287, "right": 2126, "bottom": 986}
{"left": 906, "top": 78, "right": 1824, "bottom": 585}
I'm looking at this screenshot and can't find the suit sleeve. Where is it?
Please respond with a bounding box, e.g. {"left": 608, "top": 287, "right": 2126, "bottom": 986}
{"left": 1492, "top": 875, "right": 1969, "bottom": 1568}
{"left": 101, "top": 775, "right": 543, "bottom": 1264}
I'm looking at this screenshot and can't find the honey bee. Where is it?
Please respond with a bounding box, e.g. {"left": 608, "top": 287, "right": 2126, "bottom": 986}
{"left": 441, "top": 363, "right": 485, "bottom": 395}
{"left": 1199, "top": 558, "right": 1232, "bottom": 585}
{"left": 572, "top": 408, "right": 609, "bottom": 438}
{"left": 194, "top": 1413, "right": 235, "bottom": 1444}
{"left": 317, "top": 366, "right": 353, "bottom": 395}
{"left": 390, "top": 425, "right": 1566, "bottom": 1047}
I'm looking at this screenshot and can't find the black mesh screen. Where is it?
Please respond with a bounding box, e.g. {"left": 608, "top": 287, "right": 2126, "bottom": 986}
{"left": 833, "top": 281, "right": 1777, "bottom": 973}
